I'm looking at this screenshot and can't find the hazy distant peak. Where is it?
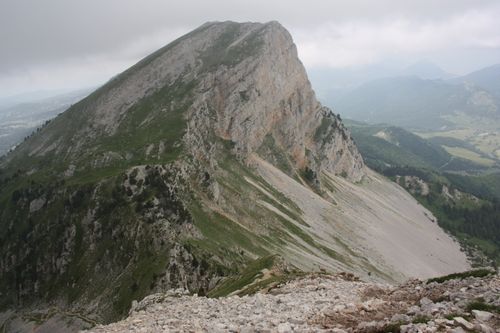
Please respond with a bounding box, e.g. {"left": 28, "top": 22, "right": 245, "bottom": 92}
{"left": 452, "top": 63, "right": 500, "bottom": 98}
{"left": 402, "top": 60, "right": 455, "bottom": 80}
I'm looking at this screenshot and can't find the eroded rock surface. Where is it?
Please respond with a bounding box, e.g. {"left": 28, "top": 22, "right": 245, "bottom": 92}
{"left": 86, "top": 273, "right": 499, "bottom": 333}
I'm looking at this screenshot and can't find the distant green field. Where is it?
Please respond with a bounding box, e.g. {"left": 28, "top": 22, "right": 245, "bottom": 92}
{"left": 442, "top": 146, "right": 496, "bottom": 166}
{"left": 415, "top": 113, "right": 500, "bottom": 161}
{"left": 416, "top": 128, "right": 472, "bottom": 140}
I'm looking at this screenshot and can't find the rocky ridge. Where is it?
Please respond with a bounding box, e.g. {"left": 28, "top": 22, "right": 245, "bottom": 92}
{"left": 2, "top": 21, "right": 364, "bottom": 182}
{"left": 85, "top": 271, "right": 499, "bottom": 333}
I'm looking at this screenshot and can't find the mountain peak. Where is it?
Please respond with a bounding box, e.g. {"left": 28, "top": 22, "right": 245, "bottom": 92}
{"left": 4, "top": 20, "right": 364, "bottom": 182}
{"left": 402, "top": 60, "right": 454, "bottom": 80}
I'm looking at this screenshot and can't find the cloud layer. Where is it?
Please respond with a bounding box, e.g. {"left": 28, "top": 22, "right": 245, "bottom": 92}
{"left": 294, "top": 4, "right": 500, "bottom": 68}
{"left": 1, "top": 0, "right": 499, "bottom": 98}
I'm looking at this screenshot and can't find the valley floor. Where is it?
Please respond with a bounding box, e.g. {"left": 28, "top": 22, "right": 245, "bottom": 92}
{"left": 85, "top": 272, "right": 499, "bottom": 333}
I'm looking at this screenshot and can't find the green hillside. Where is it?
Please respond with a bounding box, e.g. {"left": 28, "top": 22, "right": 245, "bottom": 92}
{"left": 345, "top": 120, "right": 489, "bottom": 172}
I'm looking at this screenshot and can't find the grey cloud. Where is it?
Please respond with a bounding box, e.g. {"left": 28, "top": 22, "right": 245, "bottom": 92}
{"left": 1, "top": 0, "right": 499, "bottom": 97}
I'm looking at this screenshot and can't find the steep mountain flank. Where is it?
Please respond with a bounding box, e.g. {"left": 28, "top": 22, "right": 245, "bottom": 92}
{"left": 452, "top": 64, "right": 500, "bottom": 99}
{"left": 0, "top": 21, "right": 468, "bottom": 328}
{"left": 2, "top": 21, "right": 363, "bottom": 182}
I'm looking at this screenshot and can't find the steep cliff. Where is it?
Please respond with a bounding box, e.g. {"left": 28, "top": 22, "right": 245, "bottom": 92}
{"left": 2, "top": 21, "right": 363, "bottom": 182}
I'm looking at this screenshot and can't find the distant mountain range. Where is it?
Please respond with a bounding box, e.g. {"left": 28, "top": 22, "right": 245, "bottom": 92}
{"left": 308, "top": 60, "right": 457, "bottom": 102}
{"left": 400, "top": 60, "right": 455, "bottom": 80}
{"left": 316, "top": 63, "right": 500, "bottom": 131}
{"left": 335, "top": 63, "right": 500, "bottom": 266}
{"left": 450, "top": 64, "right": 500, "bottom": 99}
{"left": 333, "top": 75, "right": 499, "bottom": 130}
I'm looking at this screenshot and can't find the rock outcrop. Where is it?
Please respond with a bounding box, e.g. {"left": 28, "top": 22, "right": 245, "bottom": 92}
{"left": 3, "top": 21, "right": 364, "bottom": 182}
{"left": 183, "top": 21, "right": 364, "bottom": 181}
{"left": 84, "top": 271, "right": 500, "bottom": 333}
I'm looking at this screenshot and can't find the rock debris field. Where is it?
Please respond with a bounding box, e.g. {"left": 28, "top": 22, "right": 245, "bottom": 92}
{"left": 86, "top": 272, "right": 499, "bottom": 333}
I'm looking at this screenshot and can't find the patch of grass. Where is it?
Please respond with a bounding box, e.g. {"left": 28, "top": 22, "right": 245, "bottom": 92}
{"left": 215, "top": 139, "right": 304, "bottom": 229}
{"left": 427, "top": 269, "right": 494, "bottom": 284}
{"left": 381, "top": 321, "right": 405, "bottom": 333}
{"left": 442, "top": 146, "right": 496, "bottom": 166}
{"left": 259, "top": 195, "right": 308, "bottom": 227}
{"left": 187, "top": 201, "right": 268, "bottom": 259}
{"left": 444, "top": 312, "right": 473, "bottom": 321}
{"left": 318, "top": 244, "right": 352, "bottom": 266}
{"left": 238, "top": 271, "right": 305, "bottom": 296}
{"left": 275, "top": 214, "right": 315, "bottom": 247}
{"left": 66, "top": 166, "right": 125, "bottom": 186}
{"left": 466, "top": 299, "right": 500, "bottom": 314}
{"left": 112, "top": 250, "right": 169, "bottom": 317}
{"left": 207, "top": 255, "right": 280, "bottom": 297}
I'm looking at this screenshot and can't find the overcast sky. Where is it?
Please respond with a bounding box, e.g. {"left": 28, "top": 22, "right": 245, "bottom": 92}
{"left": 1, "top": 0, "right": 500, "bottom": 99}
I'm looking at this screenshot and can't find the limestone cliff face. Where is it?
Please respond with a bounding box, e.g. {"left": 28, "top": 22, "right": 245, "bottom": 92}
{"left": 5, "top": 21, "right": 364, "bottom": 183}
{"left": 184, "top": 21, "right": 365, "bottom": 181}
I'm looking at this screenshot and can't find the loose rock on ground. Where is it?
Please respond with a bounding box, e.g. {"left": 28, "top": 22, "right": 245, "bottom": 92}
{"left": 85, "top": 273, "right": 499, "bottom": 332}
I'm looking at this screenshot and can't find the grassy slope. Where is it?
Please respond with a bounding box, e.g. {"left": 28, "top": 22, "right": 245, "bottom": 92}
{"left": 206, "top": 255, "right": 301, "bottom": 297}
{"left": 0, "top": 69, "right": 200, "bottom": 319}
{"left": 346, "top": 121, "right": 468, "bottom": 171}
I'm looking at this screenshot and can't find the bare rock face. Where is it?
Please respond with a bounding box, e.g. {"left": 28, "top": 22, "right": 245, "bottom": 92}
{"left": 182, "top": 21, "right": 365, "bottom": 182}
{"left": 8, "top": 21, "right": 364, "bottom": 182}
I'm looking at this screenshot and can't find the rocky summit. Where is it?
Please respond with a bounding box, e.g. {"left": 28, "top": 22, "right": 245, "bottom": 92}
{"left": 86, "top": 270, "right": 499, "bottom": 333}
{"left": 0, "top": 21, "right": 470, "bottom": 330}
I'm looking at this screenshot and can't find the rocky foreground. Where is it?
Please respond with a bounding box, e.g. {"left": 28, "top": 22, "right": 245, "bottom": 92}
{"left": 86, "top": 271, "right": 499, "bottom": 333}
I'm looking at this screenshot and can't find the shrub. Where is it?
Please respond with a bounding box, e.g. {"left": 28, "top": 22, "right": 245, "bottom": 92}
{"left": 466, "top": 299, "right": 500, "bottom": 313}
{"left": 427, "top": 269, "right": 494, "bottom": 284}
